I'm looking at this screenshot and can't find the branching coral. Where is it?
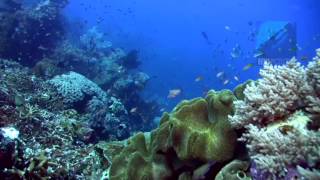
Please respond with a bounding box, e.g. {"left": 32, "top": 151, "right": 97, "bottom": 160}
{"left": 243, "top": 112, "right": 320, "bottom": 177}
{"left": 304, "top": 51, "right": 320, "bottom": 114}
{"left": 228, "top": 49, "right": 320, "bottom": 178}
{"left": 229, "top": 57, "right": 307, "bottom": 128}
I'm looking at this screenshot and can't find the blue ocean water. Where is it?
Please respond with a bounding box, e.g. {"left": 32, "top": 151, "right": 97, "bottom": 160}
{"left": 64, "top": 0, "right": 320, "bottom": 109}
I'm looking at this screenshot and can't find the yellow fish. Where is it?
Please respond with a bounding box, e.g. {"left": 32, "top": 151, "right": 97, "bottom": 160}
{"left": 243, "top": 63, "right": 253, "bottom": 71}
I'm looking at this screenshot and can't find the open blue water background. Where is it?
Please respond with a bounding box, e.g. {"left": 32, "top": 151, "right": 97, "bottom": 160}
{"left": 62, "top": 0, "right": 320, "bottom": 109}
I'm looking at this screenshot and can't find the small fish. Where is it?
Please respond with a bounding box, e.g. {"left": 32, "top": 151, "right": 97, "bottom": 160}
{"left": 130, "top": 107, "right": 138, "bottom": 113}
{"left": 168, "top": 89, "right": 182, "bottom": 99}
{"left": 230, "top": 44, "right": 241, "bottom": 58}
{"left": 216, "top": 71, "right": 224, "bottom": 78}
{"left": 253, "top": 51, "right": 264, "bottom": 58}
{"left": 201, "top": 31, "right": 212, "bottom": 45}
{"left": 225, "top": 26, "right": 231, "bottom": 31}
{"left": 195, "top": 76, "right": 203, "bottom": 82}
{"left": 243, "top": 63, "right": 253, "bottom": 71}
{"left": 279, "top": 125, "right": 294, "bottom": 135}
{"left": 234, "top": 76, "right": 239, "bottom": 81}
{"left": 223, "top": 79, "right": 229, "bottom": 85}
{"left": 288, "top": 38, "right": 294, "bottom": 43}
{"left": 38, "top": 45, "right": 48, "bottom": 51}
{"left": 300, "top": 56, "right": 309, "bottom": 61}
{"left": 289, "top": 46, "right": 298, "bottom": 52}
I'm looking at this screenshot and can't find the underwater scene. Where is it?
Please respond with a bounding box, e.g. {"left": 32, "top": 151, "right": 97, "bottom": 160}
{"left": 0, "top": 0, "right": 320, "bottom": 179}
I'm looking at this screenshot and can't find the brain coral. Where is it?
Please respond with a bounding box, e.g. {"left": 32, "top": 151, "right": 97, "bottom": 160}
{"left": 48, "top": 71, "right": 107, "bottom": 105}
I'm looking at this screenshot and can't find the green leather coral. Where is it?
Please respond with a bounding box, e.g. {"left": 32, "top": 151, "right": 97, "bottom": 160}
{"left": 109, "top": 132, "right": 172, "bottom": 180}
{"left": 153, "top": 90, "right": 237, "bottom": 162}
{"left": 109, "top": 90, "right": 237, "bottom": 179}
{"left": 109, "top": 133, "right": 153, "bottom": 180}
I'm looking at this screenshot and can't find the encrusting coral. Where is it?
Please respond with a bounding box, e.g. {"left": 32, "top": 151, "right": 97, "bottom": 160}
{"left": 228, "top": 49, "right": 320, "bottom": 178}
{"left": 109, "top": 90, "right": 237, "bottom": 179}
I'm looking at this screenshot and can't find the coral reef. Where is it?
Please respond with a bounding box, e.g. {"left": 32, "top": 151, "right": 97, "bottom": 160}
{"left": 38, "top": 27, "right": 160, "bottom": 132}
{"left": 0, "top": 59, "right": 107, "bottom": 179}
{"left": 109, "top": 90, "right": 237, "bottom": 179}
{"left": 118, "top": 49, "right": 141, "bottom": 69}
{"left": 0, "top": 1, "right": 161, "bottom": 179}
{"left": 0, "top": 0, "right": 67, "bottom": 66}
{"left": 0, "top": 57, "right": 140, "bottom": 179}
{"left": 2, "top": 1, "right": 318, "bottom": 179}
{"left": 228, "top": 50, "right": 320, "bottom": 178}
{"left": 108, "top": 49, "right": 320, "bottom": 179}
{"left": 80, "top": 26, "right": 113, "bottom": 57}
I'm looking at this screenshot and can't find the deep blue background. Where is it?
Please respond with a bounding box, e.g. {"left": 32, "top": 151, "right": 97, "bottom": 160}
{"left": 63, "top": 0, "right": 320, "bottom": 110}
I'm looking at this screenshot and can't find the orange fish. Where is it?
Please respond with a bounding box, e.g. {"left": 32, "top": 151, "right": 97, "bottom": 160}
{"left": 168, "top": 89, "right": 182, "bottom": 99}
